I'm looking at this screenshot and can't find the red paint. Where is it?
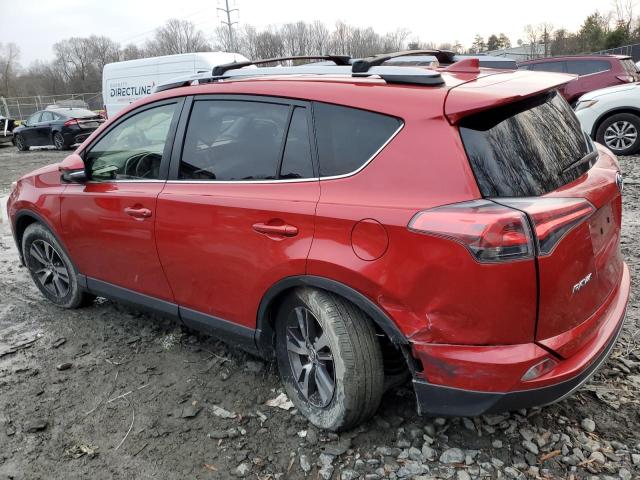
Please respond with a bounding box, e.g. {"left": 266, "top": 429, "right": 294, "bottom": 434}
{"left": 7, "top": 68, "right": 630, "bottom": 402}
{"left": 519, "top": 55, "right": 640, "bottom": 104}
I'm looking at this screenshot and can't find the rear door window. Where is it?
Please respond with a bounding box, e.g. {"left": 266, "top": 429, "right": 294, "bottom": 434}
{"left": 531, "top": 61, "right": 566, "bottom": 73}
{"left": 565, "top": 60, "right": 611, "bottom": 75}
{"left": 313, "top": 103, "right": 401, "bottom": 177}
{"left": 459, "top": 91, "right": 594, "bottom": 197}
{"left": 179, "top": 100, "right": 290, "bottom": 181}
{"left": 40, "top": 112, "right": 54, "bottom": 122}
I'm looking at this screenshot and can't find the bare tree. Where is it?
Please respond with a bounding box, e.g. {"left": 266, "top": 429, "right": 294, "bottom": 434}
{"left": 146, "top": 19, "right": 210, "bottom": 56}
{"left": 309, "top": 21, "right": 330, "bottom": 55}
{"left": 0, "top": 42, "right": 20, "bottom": 97}
{"left": 121, "top": 43, "right": 145, "bottom": 61}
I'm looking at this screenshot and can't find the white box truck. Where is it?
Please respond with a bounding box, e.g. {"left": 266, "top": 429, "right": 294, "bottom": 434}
{"left": 102, "top": 52, "right": 249, "bottom": 118}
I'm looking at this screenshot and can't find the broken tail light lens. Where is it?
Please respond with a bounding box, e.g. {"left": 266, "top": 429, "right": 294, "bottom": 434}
{"left": 408, "top": 200, "right": 534, "bottom": 263}
{"left": 497, "top": 198, "right": 595, "bottom": 255}
{"left": 521, "top": 357, "right": 558, "bottom": 382}
{"left": 63, "top": 119, "right": 79, "bottom": 127}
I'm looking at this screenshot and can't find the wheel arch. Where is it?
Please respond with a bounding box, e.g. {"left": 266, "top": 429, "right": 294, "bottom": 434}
{"left": 592, "top": 107, "right": 640, "bottom": 138}
{"left": 255, "top": 275, "right": 408, "bottom": 357}
{"left": 13, "top": 210, "right": 72, "bottom": 268}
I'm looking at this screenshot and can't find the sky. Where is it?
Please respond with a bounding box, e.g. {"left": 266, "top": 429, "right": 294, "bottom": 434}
{"left": 1, "top": 0, "right": 610, "bottom": 66}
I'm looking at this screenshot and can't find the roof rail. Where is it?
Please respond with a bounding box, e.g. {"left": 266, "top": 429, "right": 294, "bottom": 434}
{"left": 352, "top": 50, "right": 456, "bottom": 73}
{"left": 212, "top": 55, "right": 352, "bottom": 76}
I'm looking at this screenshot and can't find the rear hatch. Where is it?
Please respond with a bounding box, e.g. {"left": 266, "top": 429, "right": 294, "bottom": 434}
{"left": 450, "top": 84, "right": 623, "bottom": 358}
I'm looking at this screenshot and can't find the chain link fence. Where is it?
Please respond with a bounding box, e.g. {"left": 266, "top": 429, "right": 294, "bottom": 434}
{"left": 594, "top": 43, "right": 640, "bottom": 61}
{"left": 0, "top": 92, "right": 103, "bottom": 121}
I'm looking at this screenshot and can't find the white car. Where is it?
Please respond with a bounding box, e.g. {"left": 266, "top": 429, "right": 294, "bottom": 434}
{"left": 575, "top": 82, "right": 640, "bottom": 155}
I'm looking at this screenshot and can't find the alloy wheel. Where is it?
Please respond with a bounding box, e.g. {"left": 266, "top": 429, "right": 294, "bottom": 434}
{"left": 54, "top": 133, "right": 64, "bottom": 150}
{"left": 285, "top": 306, "right": 336, "bottom": 407}
{"left": 15, "top": 135, "right": 25, "bottom": 150}
{"left": 604, "top": 121, "right": 638, "bottom": 151}
{"left": 28, "top": 239, "right": 70, "bottom": 298}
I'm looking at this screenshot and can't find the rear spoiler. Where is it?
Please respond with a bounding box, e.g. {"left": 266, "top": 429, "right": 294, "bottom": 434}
{"left": 444, "top": 71, "right": 575, "bottom": 124}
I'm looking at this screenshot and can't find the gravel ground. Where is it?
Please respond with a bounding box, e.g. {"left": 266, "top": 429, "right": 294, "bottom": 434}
{"left": 0, "top": 144, "right": 639, "bottom": 480}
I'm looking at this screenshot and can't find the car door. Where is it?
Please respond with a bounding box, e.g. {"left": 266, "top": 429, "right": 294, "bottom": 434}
{"left": 37, "top": 111, "right": 55, "bottom": 145}
{"left": 60, "top": 98, "right": 185, "bottom": 308}
{"left": 21, "top": 112, "right": 42, "bottom": 145}
{"left": 155, "top": 95, "right": 320, "bottom": 340}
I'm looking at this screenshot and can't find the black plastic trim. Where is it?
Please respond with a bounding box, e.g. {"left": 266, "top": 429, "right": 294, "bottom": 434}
{"left": 83, "top": 276, "right": 259, "bottom": 355}
{"left": 86, "top": 277, "right": 179, "bottom": 317}
{"left": 180, "top": 306, "right": 258, "bottom": 354}
{"left": 412, "top": 309, "right": 625, "bottom": 417}
{"left": 12, "top": 210, "right": 72, "bottom": 267}
{"left": 255, "top": 275, "right": 408, "bottom": 356}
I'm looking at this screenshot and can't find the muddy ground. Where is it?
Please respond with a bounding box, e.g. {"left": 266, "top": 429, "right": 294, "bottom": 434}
{"left": 0, "top": 144, "right": 638, "bottom": 480}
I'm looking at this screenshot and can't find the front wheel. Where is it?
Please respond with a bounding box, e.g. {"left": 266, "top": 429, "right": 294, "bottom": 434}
{"left": 15, "top": 134, "right": 29, "bottom": 151}
{"left": 275, "top": 288, "right": 384, "bottom": 431}
{"left": 22, "top": 223, "right": 94, "bottom": 308}
{"left": 596, "top": 113, "right": 640, "bottom": 155}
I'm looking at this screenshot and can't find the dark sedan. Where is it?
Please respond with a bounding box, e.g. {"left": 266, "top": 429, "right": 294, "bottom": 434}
{"left": 13, "top": 108, "right": 104, "bottom": 151}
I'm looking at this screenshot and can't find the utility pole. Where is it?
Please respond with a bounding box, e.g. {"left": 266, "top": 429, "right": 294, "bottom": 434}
{"left": 217, "top": 0, "right": 238, "bottom": 52}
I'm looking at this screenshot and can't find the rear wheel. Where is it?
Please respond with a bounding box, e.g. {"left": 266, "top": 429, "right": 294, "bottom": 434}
{"left": 596, "top": 113, "right": 640, "bottom": 155}
{"left": 15, "top": 134, "right": 29, "bottom": 151}
{"left": 22, "top": 223, "right": 94, "bottom": 308}
{"left": 53, "top": 132, "right": 68, "bottom": 150}
{"left": 275, "top": 288, "right": 384, "bottom": 431}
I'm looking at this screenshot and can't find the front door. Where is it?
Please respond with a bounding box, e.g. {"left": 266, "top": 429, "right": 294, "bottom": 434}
{"left": 61, "top": 99, "right": 183, "bottom": 303}
{"left": 156, "top": 97, "right": 319, "bottom": 332}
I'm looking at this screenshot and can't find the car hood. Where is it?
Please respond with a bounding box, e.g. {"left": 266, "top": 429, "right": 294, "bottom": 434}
{"left": 579, "top": 82, "right": 640, "bottom": 101}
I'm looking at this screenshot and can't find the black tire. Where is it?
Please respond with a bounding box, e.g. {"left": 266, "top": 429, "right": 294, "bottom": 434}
{"left": 15, "top": 134, "right": 29, "bottom": 151}
{"left": 275, "top": 288, "right": 384, "bottom": 431}
{"left": 22, "top": 223, "right": 94, "bottom": 309}
{"left": 53, "top": 132, "right": 69, "bottom": 150}
{"left": 596, "top": 113, "right": 640, "bottom": 156}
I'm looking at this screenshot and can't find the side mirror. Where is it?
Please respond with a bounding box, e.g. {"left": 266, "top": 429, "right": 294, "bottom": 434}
{"left": 59, "top": 153, "right": 88, "bottom": 184}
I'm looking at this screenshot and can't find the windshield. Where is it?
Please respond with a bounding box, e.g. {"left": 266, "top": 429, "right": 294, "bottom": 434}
{"left": 459, "top": 91, "right": 594, "bottom": 197}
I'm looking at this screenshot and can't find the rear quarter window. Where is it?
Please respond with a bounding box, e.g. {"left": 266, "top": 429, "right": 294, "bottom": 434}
{"left": 565, "top": 60, "right": 611, "bottom": 75}
{"left": 313, "top": 103, "right": 401, "bottom": 177}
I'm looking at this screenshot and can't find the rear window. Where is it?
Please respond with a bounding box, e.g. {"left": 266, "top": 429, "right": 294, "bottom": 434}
{"left": 565, "top": 60, "right": 610, "bottom": 75}
{"left": 620, "top": 58, "right": 638, "bottom": 76}
{"left": 313, "top": 103, "right": 401, "bottom": 177}
{"left": 459, "top": 91, "right": 594, "bottom": 197}
{"left": 53, "top": 108, "right": 97, "bottom": 118}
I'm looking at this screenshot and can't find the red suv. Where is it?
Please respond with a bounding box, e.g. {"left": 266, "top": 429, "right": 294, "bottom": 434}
{"left": 7, "top": 52, "right": 630, "bottom": 431}
{"left": 518, "top": 55, "right": 639, "bottom": 104}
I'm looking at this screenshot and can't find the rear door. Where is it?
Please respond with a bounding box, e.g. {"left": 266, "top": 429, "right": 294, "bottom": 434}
{"left": 37, "top": 111, "right": 55, "bottom": 145}
{"left": 156, "top": 95, "right": 319, "bottom": 334}
{"left": 457, "top": 91, "right": 623, "bottom": 357}
{"left": 61, "top": 98, "right": 184, "bottom": 303}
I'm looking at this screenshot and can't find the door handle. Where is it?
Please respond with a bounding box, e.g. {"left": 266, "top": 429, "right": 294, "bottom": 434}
{"left": 124, "top": 207, "right": 152, "bottom": 219}
{"left": 252, "top": 222, "right": 298, "bottom": 237}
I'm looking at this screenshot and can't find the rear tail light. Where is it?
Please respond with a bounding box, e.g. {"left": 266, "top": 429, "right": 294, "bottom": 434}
{"left": 408, "top": 200, "right": 534, "bottom": 263}
{"left": 616, "top": 75, "right": 634, "bottom": 83}
{"left": 498, "top": 198, "right": 595, "bottom": 255}
{"left": 64, "top": 119, "right": 79, "bottom": 127}
{"left": 409, "top": 198, "right": 595, "bottom": 263}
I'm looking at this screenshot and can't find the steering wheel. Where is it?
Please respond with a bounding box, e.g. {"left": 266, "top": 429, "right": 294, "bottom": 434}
{"left": 134, "top": 152, "right": 160, "bottom": 178}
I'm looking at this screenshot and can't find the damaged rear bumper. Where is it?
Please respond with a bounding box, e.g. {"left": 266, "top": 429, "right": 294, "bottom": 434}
{"left": 411, "top": 262, "right": 629, "bottom": 417}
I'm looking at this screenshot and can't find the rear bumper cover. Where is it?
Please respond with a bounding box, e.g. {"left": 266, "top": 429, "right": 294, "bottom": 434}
{"left": 412, "top": 263, "right": 629, "bottom": 417}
